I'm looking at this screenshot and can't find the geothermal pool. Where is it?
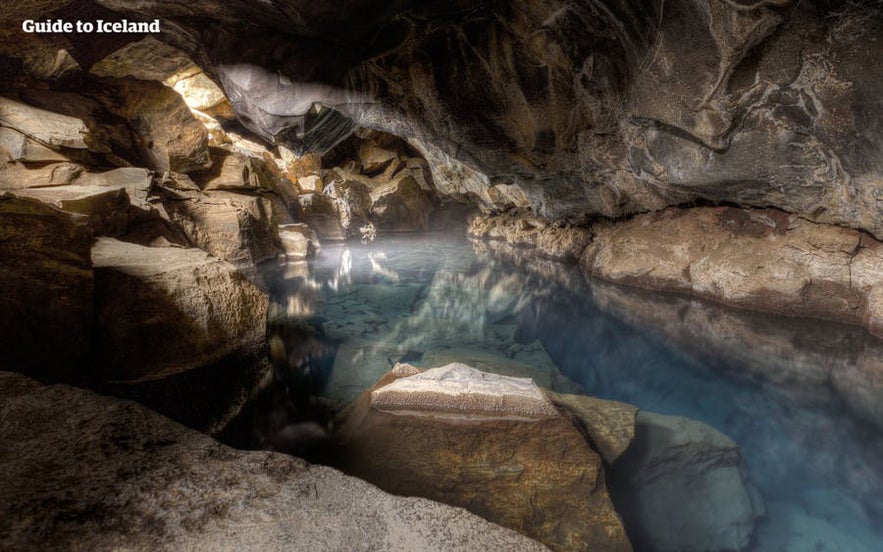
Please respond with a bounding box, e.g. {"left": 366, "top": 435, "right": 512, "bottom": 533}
{"left": 258, "top": 234, "right": 883, "bottom": 552}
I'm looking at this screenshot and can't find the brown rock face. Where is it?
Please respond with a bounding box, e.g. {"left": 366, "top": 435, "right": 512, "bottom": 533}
{"left": 544, "top": 390, "right": 637, "bottom": 464}
{"left": 334, "top": 366, "right": 631, "bottom": 552}
{"left": 0, "top": 195, "right": 93, "bottom": 380}
{"left": 91, "top": 238, "right": 269, "bottom": 382}
{"left": 582, "top": 207, "right": 883, "bottom": 337}
{"left": 469, "top": 213, "right": 593, "bottom": 262}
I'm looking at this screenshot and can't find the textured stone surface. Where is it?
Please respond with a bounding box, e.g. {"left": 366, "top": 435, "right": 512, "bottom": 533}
{"left": 370, "top": 363, "right": 560, "bottom": 421}
{"left": 91, "top": 238, "right": 269, "bottom": 382}
{"left": 611, "top": 411, "right": 765, "bottom": 552}
{"left": 544, "top": 390, "right": 637, "bottom": 464}
{"left": 582, "top": 207, "right": 883, "bottom": 337}
{"left": 0, "top": 371, "right": 547, "bottom": 552}
{"left": 335, "top": 366, "right": 631, "bottom": 552}
{"left": 0, "top": 195, "right": 92, "bottom": 381}
{"left": 0, "top": 96, "right": 89, "bottom": 150}
{"left": 469, "top": 214, "right": 593, "bottom": 261}
{"left": 279, "top": 223, "right": 320, "bottom": 259}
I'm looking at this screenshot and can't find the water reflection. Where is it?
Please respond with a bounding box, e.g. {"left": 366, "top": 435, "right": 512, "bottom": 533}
{"left": 253, "top": 234, "right": 882, "bottom": 551}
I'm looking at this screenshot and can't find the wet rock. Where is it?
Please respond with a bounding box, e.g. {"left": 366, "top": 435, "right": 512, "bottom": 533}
{"left": 91, "top": 238, "right": 268, "bottom": 382}
{"left": 0, "top": 371, "right": 546, "bottom": 552}
{"left": 582, "top": 207, "right": 883, "bottom": 336}
{"left": 611, "top": 411, "right": 765, "bottom": 552}
{"left": 0, "top": 195, "right": 93, "bottom": 381}
{"left": 334, "top": 365, "right": 631, "bottom": 552}
{"left": 545, "top": 390, "right": 637, "bottom": 464}
{"left": 469, "top": 214, "right": 592, "bottom": 262}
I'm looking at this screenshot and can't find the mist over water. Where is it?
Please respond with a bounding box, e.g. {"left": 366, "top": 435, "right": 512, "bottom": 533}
{"left": 258, "top": 233, "right": 883, "bottom": 551}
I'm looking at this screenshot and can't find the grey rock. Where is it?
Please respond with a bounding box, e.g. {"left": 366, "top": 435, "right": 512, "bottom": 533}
{"left": 0, "top": 370, "right": 548, "bottom": 552}
{"left": 612, "top": 411, "right": 765, "bottom": 552}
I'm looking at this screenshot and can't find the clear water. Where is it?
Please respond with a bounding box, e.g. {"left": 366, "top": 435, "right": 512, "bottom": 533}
{"left": 260, "top": 233, "right": 883, "bottom": 552}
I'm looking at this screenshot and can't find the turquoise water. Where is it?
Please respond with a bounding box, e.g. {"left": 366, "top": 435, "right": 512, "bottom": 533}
{"left": 260, "top": 234, "right": 883, "bottom": 551}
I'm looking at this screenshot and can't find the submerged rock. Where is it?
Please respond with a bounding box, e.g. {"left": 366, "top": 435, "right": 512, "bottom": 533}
{"left": 545, "top": 390, "right": 637, "bottom": 464}
{"left": 583, "top": 207, "right": 883, "bottom": 337}
{"left": 91, "top": 238, "right": 268, "bottom": 382}
{"left": 334, "top": 364, "right": 631, "bottom": 552}
{"left": 0, "top": 371, "right": 546, "bottom": 551}
{"left": 0, "top": 195, "right": 93, "bottom": 380}
{"left": 611, "top": 411, "right": 765, "bottom": 552}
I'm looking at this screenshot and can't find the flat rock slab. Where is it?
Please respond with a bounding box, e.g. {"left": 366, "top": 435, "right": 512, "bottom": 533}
{"left": 0, "top": 371, "right": 546, "bottom": 552}
{"left": 91, "top": 238, "right": 268, "bottom": 382}
{"left": 0, "top": 96, "right": 89, "bottom": 149}
{"left": 371, "top": 363, "right": 560, "bottom": 421}
{"left": 583, "top": 207, "right": 883, "bottom": 337}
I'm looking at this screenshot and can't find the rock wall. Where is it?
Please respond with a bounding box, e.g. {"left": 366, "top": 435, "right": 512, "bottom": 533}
{"left": 18, "top": 0, "right": 876, "bottom": 238}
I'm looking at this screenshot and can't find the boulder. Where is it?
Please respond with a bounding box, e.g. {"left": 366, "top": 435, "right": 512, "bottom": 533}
{"left": 296, "top": 193, "right": 345, "bottom": 241}
{"left": 110, "top": 79, "right": 210, "bottom": 173}
{"left": 611, "top": 411, "right": 765, "bottom": 552}
{"left": 334, "top": 364, "right": 631, "bottom": 552}
{"left": 163, "top": 189, "right": 288, "bottom": 267}
{"left": 0, "top": 371, "right": 546, "bottom": 552}
{"left": 88, "top": 36, "right": 194, "bottom": 82}
{"left": 545, "top": 390, "right": 637, "bottom": 464}
{"left": 0, "top": 126, "right": 69, "bottom": 163}
{"left": 279, "top": 223, "right": 319, "bottom": 259}
{"left": 91, "top": 238, "right": 269, "bottom": 382}
{"left": 325, "top": 178, "right": 371, "bottom": 238}
{"left": 582, "top": 207, "right": 883, "bottom": 337}
{"left": 0, "top": 195, "right": 93, "bottom": 381}
{"left": 369, "top": 173, "right": 435, "bottom": 232}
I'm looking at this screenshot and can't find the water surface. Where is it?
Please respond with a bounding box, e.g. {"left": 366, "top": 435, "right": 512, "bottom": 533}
{"left": 260, "top": 233, "right": 883, "bottom": 551}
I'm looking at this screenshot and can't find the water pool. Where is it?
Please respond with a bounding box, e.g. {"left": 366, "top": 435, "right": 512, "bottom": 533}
{"left": 258, "top": 234, "right": 883, "bottom": 551}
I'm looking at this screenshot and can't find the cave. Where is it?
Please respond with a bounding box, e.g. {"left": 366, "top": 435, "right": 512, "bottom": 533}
{"left": 1, "top": 1, "right": 882, "bottom": 551}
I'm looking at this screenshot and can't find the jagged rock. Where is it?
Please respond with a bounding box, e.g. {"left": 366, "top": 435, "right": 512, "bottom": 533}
{"left": 91, "top": 238, "right": 269, "bottom": 382}
{"left": 582, "top": 207, "right": 883, "bottom": 337}
{"left": 334, "top": 365, "right": 631, "bottom": 552}
{"left": 0, "top": 371, "right": 546, "bottom": 552}
{"left": 325, "top": 178, "right": 372, "bottom": 238}
{"left": 89, "top": 36, "right": 193, "bottom": 82}
{"left": 369, "top": 173, "right": 434, "bottom": 232}
{"left": 0, "top": 161, "right": 85, "bottom": 189}
{"left": 162, "top": 189, "right": 288, "bottom": 267}
{"left": 0, "top": 195, "right": 93, "bottom": 381}
{"left": 611, "top": 411, "right": 765, "bottom": 552}
{"left": 168, "top": 67, "right": 228, "bottom": 111}
{"left": 110, "top": 79, "right": 210, "bottom": 173}
{"left": 296, "top": 173, "right": 322, "bottom": 193}
{"left": 0, "top": 96, "right": 89, "bottom": 150}
{"left": 0, "top": 127, "right": 69, "bottom": 163}
{"left": 545, "top": 390, "right": 637, "bottom": 464}
{"left": 279, "top": 223, "right": 319, "bottom": 259}
{"left": 469, "top": 214, "right": 593, "bottom": 261}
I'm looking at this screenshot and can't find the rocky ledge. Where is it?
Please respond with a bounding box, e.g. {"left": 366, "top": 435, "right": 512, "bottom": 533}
{"left": 0, "top": 371, "right": 546, "bottom": 551}
{"left": 583, "top": 207, "right": 883, "bottom": 338}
